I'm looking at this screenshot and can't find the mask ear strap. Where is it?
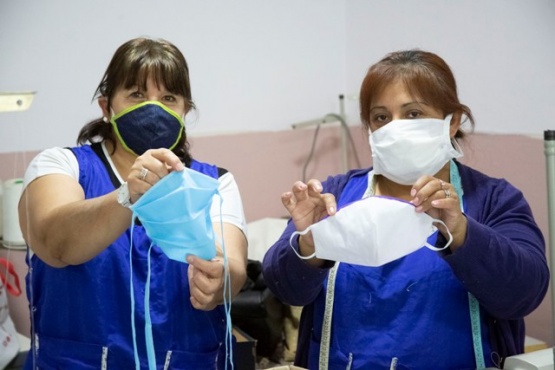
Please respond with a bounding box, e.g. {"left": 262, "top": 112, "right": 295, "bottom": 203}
{"left": 425, "top": 219, "right": 453, "bottom": 251}
{"left": 128, "top": 214, "right": 141, "bottom": 370}
{"left": 289, "top": 229, "right": 316, "bottom": 260}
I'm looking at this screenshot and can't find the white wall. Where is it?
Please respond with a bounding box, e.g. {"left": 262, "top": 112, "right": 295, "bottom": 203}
{"left": 1, "top": 0, "right": 554, "bottom": 151}
{"left": 344, "top": 0, "right": 555, "bottom": 136}
{"left": 0, "top": 0, "right": 346, "bottom": 153}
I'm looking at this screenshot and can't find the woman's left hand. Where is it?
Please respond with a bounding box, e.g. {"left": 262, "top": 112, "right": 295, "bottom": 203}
{"left": 410, "top": 175, "right": 468, "bottom": 251}
{"left": 186, "top": 255, "right": 225, "bottom": 311}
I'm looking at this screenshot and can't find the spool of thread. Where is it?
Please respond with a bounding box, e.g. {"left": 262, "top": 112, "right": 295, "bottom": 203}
{"left": 2, "top": 178, "right": 25, "bottom": 248}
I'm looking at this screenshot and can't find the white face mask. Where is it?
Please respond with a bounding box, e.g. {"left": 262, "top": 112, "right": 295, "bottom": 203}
{"left": 290, "top": 196, "right": 451, "bottom": 267}
{"left": 369, "top": 115, "right": 463, "bottom": 185}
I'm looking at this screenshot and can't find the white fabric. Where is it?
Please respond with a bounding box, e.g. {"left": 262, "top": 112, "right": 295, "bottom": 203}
{"left": 369, "top": 115, "right": 462, "bottom": 185}
{"left": 0, "top": 281, "right": 19, "bottom": 368}
{"left": 291, "top": 196, "right": 451, "bottom": 266}
{"left": 22, "top": 145, "right": 247, "bottom": 236}
{"left": 246, "top": 217, "right": 288, "bottom": 262}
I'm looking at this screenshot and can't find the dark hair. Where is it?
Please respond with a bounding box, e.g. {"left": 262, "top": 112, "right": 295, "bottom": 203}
{"left": 359, "top": 49, "right": 474, "bottom": 139}
{"left": 77, "top": 37, "right": 195, "bottom": 164}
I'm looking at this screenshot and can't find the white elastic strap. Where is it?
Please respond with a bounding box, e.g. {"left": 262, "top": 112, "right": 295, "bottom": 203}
{"left": 289, "top": 230, "right": 316, "bottom": 260}
{"left": 129, "top": 215, "right": 141, "bottom": 370}
{"left": 425, "top": 219, "right": 453, "bottom": 251}
{"left": 215, "top": 193, "right": 234, "bottom": 370}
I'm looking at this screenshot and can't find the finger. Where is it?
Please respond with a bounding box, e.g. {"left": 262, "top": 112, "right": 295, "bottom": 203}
{"left": 186, "top": 255, "right": 224, "bottom": 279}
{"left": 306, "top": 179, "right": 323, "bottom": 197}
{"left": 188, "top": 267, "right": 220, "bottom": 310}
{"left": 411, "top": 175, "right": 435, "bottom": 195}
{"left": 281, "top": 192, "right": 296, "bottom": 213}
{"left": 290, "top": 181, "right": 309, "bottom": 202}
{"left": 431, "top": 183, "right": 457, "bottom": 208}
{"left": 190, "top": 268, "right": 214, "bottom": 294}
{"left": 188, "top": 272, "right": 214, "bottom": 310}
{"left": 129, "top": 156, "right": 165, "bottom": 186}
{"left": 136, "top": 167, "right": 153, "bottom": 185}
{"left": 190, "top": 293, "right": 217, "bottom": 311}
{"left": 320, "top": 193, "right": 337, "bottom": 216}
{"left": 411, "top": 176, "right": 442, "bottom": 206}
{"left": 147, "top": 148, "right": 184, "bottom": 173}
{"left": 126, "top": 167, "right": 155, "bottom": 203}
{"left": 188, "top": 264, "right": 213, "bottom": 296}
{"left": 442, "top": 182, "right": 453, "bottom": 199}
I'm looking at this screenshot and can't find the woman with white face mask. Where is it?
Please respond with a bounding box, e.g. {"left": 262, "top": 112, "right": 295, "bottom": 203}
{"left": 18, "top": 37, "right": 248, "bottom": 369}
{"left": 262, "top": 50, "right": 549, "bottom": 369}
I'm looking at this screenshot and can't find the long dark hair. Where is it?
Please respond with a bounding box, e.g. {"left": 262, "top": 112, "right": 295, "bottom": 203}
{"left": 77, "top": 37, "right": 195, "bottom": 165}
{"left": 359, "top": 49, "right": 474, "bottom": 139}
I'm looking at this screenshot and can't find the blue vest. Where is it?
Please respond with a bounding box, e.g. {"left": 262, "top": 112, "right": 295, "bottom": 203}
{"left": 307, "top": 173, "right": 492, "bottom": 369}
{"left": 25, "top": 145, "right": 228, "bottom": 370}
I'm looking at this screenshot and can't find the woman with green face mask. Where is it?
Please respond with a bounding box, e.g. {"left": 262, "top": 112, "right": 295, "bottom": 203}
{"left": 18, "top": 37, "right": 248, "bottom": 369}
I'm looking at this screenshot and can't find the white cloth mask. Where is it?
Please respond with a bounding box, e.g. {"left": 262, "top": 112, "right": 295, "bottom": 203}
{"left": 369, "top": 115, "right": 463, "bottom": 185}
{"left": 290, "top": 196, "right": 452, "bottom": 267}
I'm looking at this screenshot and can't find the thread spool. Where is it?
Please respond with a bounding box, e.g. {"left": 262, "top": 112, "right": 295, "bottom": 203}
{"left": 2, "top": 179, "right": 25, "bottom": 248}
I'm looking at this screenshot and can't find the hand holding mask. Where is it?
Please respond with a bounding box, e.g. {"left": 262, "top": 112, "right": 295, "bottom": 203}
{"left": 130, "top": 167, "right": 220, "bottom": 262}
{"left": 290, "top": 196, "right": 452, "bottom": 266}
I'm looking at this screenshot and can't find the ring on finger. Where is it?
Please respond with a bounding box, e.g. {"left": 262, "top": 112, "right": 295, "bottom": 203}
{"left": 444, "top": 188, "right": 451, "bottom": 199}
{"left": 139, "top": 168, "right": 149, "bottom": 181}
{"left": 439, "top": 179, "right": 445, "bottom": 190}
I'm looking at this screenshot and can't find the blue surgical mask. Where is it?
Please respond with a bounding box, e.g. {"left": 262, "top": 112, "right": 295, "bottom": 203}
{"left": 111, "top": 101, "right": 184, "bottom": 156}
{"left": 128, "top": 167, "right": 230, "bottom": 370}
{"left": 130, "top": 168, "right": 219, "bottom": 261}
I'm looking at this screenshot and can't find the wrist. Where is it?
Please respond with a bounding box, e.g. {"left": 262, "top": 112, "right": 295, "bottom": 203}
{"left": 449, "top": 216, "right": 468, "bottom": 252}
{"left": 298, "top": 234, "right": 315, "bottom": 257}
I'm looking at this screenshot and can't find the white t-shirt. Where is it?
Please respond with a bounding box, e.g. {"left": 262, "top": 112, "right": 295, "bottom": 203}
{"left": 23, "top": 144, "right": 248, "bottom": 236}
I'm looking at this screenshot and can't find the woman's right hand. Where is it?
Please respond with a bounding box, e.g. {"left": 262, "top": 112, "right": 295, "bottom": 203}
{"left": 126, "top": 148, "right": 184, "bottom": 204}
{"left": 281, "top": 179, "right": 336, "bottom": 256}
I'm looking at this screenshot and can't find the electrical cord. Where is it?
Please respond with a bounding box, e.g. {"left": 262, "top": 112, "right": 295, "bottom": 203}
{"left": 302, "top": 123, "right": 321, "bottom": 183}
{"left": 300, "top": 114, "right": 362, "bottom": 183}
{"left": 323, "top": 113, "right": 362, "bottom": 169}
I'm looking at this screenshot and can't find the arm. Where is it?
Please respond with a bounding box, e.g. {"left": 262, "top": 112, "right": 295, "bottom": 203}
{"left": 410, "top": 165, "right": 548, "bottom": 319}
{"left": 262, "top": 220, "right": 332, "bottom": 306}
{"left": 19, "top": 173, "right": 132, "bottom": 268}
{"left": 19, "top": 147, "right": 184, "bottom": 268}
{"left": 444, "top": 181, "right": 549, "bottom": 319}
{"left": 262, "top": 175, "right": 348, "bottom": 306}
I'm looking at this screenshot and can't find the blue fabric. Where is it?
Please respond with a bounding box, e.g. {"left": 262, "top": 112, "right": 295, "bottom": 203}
{"left": 306, "top": 174, "right": 491, "bottom": 369}
{"left": 262, "top": 161, "right": 549, "bottom": 369}
{"left": 111, "top": 101, "right": 184, "bottom": 156}
{"left": 24, "top": 144, "right": 231, "bottom": 370}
